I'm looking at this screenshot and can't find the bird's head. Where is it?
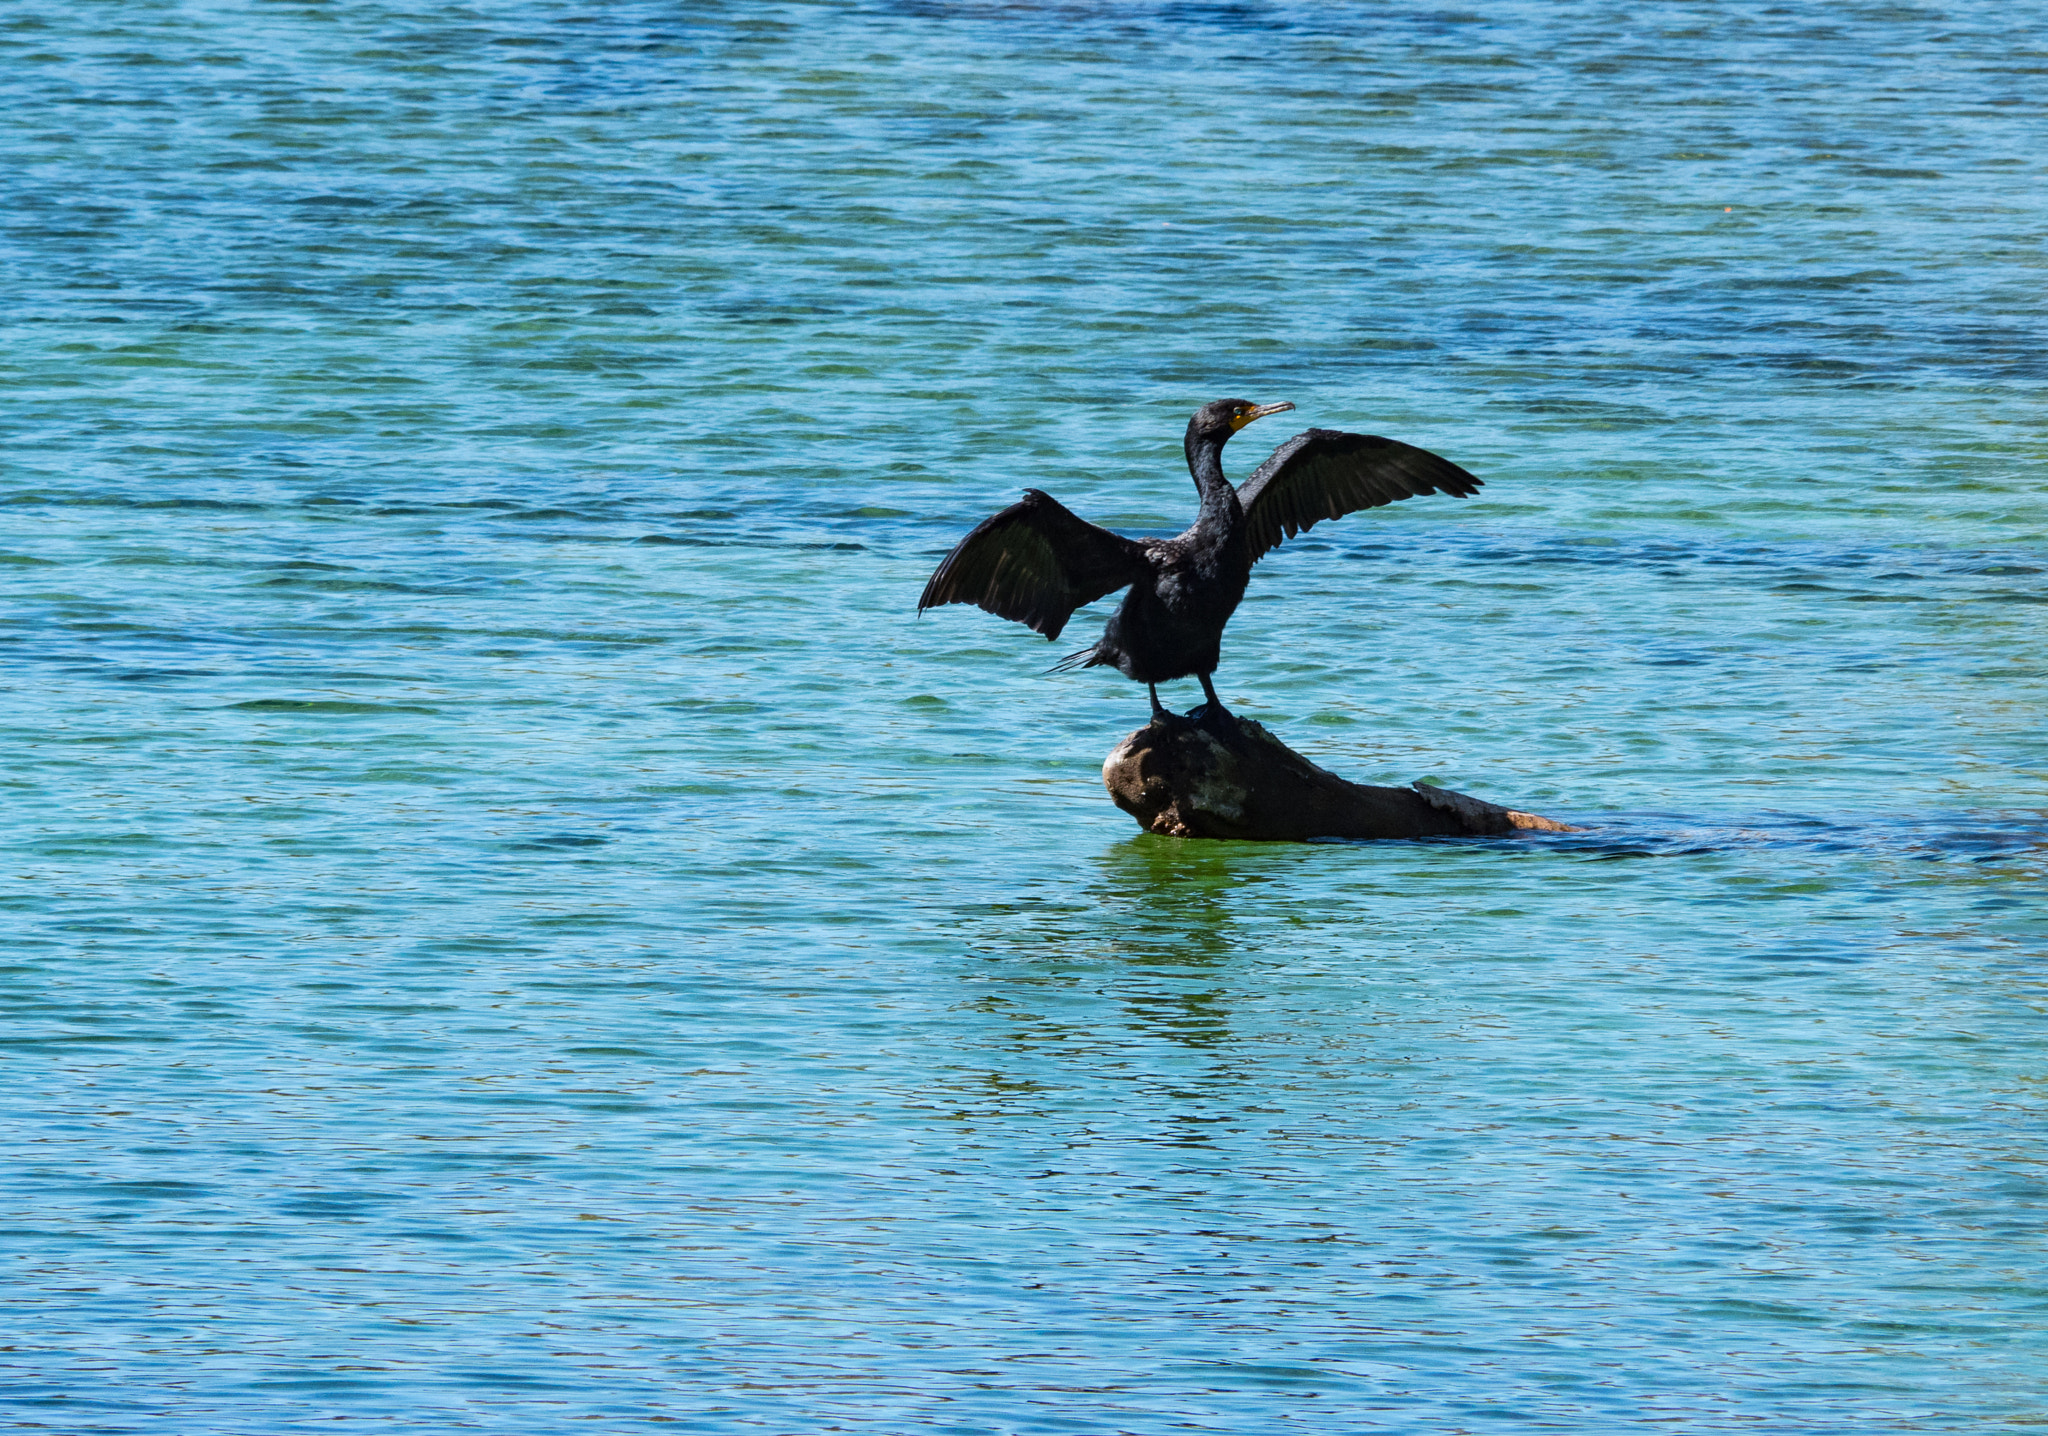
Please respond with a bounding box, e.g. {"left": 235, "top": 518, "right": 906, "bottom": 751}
{"left": 1188, "top": 397, "right": 1295, "bottom": 445}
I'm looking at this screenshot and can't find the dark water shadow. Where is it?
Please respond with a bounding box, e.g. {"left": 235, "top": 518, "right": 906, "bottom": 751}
{"left": 1093, "top": 806, "right": 2048, "bottom": 875}
{"left": 1440, "top": 809, "right": 2048, "bottom": 865}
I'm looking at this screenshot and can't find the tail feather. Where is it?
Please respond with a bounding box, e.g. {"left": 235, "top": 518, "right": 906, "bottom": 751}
{"left": 1048, "top": 643, "right": 1103, "bottom": 675}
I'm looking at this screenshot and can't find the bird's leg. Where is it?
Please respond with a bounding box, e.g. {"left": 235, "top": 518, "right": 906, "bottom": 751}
{"left": 1148, "top": 683, "right": 1170, "bottom": 722}
{"left": 1198, "top": 671, "right": 1228, "bottom": 715}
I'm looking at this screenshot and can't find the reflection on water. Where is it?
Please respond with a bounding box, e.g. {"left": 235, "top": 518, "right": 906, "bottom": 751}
{"left": 1090, "top": 838, "right": 1246, "bottom": 1054}
{"left": 1093, "top": 835, "right": 1245, "bottom": 956}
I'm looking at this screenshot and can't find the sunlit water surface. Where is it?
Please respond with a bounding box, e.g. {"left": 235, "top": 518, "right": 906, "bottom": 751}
{"left": 4, "top": 2, "right": 2047, "bottom": 1431}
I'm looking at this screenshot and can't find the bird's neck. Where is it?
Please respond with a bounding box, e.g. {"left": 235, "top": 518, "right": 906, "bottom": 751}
{"left": 1186, "top": 432, "right": 1239, "bottom": 526}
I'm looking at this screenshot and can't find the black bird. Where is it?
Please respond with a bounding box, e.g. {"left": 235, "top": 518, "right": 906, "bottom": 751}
{"left": 917, "top": 399, "right": 1482, "bottom": 719}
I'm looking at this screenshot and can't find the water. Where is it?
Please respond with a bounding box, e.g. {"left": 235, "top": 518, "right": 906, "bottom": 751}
{"left": 5, "top": 1, "right": 2046, "bottom": 1429}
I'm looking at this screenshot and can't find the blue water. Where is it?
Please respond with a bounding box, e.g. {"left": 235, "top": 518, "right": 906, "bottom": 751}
{"left": 5, "top": 2, "right": 2047, "bottom": 1430}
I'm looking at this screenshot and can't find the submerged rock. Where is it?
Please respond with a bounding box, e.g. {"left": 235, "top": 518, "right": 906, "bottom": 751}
{"left": 1102, "top": 710, "right": 1578, "bottom": 841}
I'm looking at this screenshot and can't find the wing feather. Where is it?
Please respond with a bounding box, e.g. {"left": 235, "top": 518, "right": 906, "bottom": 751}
{"left": 917, "top": 489, "right": 1150, "bottom": 641}
{"left": 1237, "top": 428, "right": 1482, "bottom": 562}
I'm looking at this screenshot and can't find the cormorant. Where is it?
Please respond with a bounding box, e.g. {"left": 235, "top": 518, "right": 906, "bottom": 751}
{"left": 917, "top": 399, "right": 1482, "bottom": 719}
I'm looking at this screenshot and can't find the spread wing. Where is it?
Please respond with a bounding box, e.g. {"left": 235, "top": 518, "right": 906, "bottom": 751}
{"left": 917, "top": 488, "right": 1151, "bottom": 641}
{"left": 1237, "top": 428, "right": 1482, "bottom": 563}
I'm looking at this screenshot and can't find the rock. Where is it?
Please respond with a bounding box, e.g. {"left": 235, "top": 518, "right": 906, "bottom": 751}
{"left": 1102, "top": 709, "right": 1579, "bottom": 841}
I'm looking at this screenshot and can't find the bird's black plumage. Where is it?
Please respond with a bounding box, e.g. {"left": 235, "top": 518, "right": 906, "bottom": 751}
{"left": 917, "top": 398, "right": 1481, "bottom": 717}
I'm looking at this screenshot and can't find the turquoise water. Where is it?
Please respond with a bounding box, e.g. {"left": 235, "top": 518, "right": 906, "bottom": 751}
{"left": 6, "top": 2, "right": 2047, "bottom": 1429}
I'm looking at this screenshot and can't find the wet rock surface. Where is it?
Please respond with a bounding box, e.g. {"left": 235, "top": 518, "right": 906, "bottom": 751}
{"left": 1103, "top": 709, "right": 1578, "bottom": 841}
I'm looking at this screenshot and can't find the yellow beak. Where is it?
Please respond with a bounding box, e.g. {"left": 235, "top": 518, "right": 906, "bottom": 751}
{"left": 1229, "top": 400, "right": 1296, "bottom": 432}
